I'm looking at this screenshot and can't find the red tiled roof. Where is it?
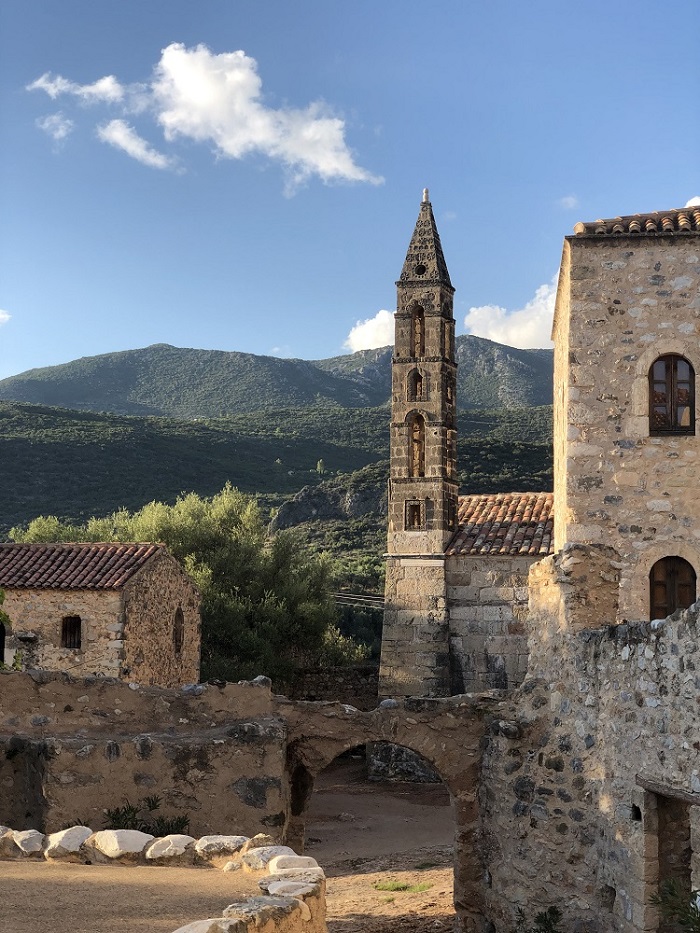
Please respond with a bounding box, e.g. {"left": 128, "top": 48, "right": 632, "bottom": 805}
{"left": 0, "top": 543, "right": 165, "bottom": 590}
{"left": 446, "top": 492, "right": 554, "bottom": 557}
{"left": 573, "top": 208, "right": 700, "bottom": 237}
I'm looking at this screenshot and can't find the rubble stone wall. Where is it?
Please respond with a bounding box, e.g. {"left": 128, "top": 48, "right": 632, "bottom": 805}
{"left": 482, "top": 545, "right": 700, "bottom": 933}
{"left": 553, "top": 231, "right": 700, "bottom": 619}
{"left": 2, "top": 589, "right": 125, "bottom": 677}
{"left": 123, "top": 552, "right": 201, "bottom": 687}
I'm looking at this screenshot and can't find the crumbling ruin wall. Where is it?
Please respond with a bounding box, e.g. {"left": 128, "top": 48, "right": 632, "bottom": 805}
{"left": 482, "top": 544, "right": 700, "bottom": 933}
{"left": 0, "top": 672, "right": 287, "bottom": 837}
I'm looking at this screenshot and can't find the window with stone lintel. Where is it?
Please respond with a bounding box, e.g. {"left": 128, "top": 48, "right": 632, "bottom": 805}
{"left": 649, "top": 354, "right": 695, "bottom": 435}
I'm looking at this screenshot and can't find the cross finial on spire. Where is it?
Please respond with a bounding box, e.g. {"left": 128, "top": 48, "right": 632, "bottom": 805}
{"left": 422, "top": 188, "right": 429, "bottom": 203}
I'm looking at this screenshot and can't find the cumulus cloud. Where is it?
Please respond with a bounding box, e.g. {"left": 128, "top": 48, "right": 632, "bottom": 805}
{"left": 685, "top": 196, "right": 700, "bottom": 207}
{"left": 558, "top": 195, "right": 579, "bottom": 210}
{"left": 36, "top": 112, "right": 74, "bottom": 141}
{"left": 344, "top": 309, "right": 394, "bottom": 352}
{"left": 152, "top": 43, "right": 382, "bottom": 192}
{"left": 463, "top": 276, "right": 558, "bottom": 349}
{"left": 0, "top": 309, "right": 11, "bottom": 326}
{"left": 27, "top": 72, "right": 124, "bottom": 103}
{"left": 26, "top": 44, "right": 381, "bottom": 191}
{"left": 97, "top": 119, "right": 174, "bottom": 170}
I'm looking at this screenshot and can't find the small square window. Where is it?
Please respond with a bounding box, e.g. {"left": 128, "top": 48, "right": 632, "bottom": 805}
{"left": 61, "top": 616, "right": 82, "bottom": 650}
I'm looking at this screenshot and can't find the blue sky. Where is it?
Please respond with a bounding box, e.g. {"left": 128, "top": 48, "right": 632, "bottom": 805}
{"left": 1, "top": 1, "right": 698, "bottom": 380}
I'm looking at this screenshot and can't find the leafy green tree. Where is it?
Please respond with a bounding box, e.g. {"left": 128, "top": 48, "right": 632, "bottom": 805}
{"left": 10, "top": 484, "right": 365, "bottom": 683}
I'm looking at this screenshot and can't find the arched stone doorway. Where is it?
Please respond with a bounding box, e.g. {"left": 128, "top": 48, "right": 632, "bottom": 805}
{"left": 304, "top": 742, "right": 454, "bottom": 929}
{"left": 282, "top": 698, "right": 489, "bottom": 933}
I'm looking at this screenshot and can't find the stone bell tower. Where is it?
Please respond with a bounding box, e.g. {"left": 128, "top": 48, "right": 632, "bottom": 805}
{"left": 379, "top": 189, "right": 458, "bottom": 697}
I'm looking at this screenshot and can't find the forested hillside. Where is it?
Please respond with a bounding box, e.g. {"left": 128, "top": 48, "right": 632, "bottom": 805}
{"left": 0, "top": 400, "right": 552, "bottom": 537}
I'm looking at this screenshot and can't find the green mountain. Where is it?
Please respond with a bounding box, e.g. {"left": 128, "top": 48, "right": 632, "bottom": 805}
{"left": 0, "top": 337, "right": 552, "bottom": 417}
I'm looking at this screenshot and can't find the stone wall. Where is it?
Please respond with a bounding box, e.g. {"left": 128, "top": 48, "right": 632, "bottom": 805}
{"left": 380, "top": 555, "right": 450, "bottom": 696}
{"left": 2, "top": 589, "right": 125, "bottom": 677}
{"left": 553, "top": 230, "right": 700, "bottom": 619}
{"left": 0, "top": 672, "right": 286, "bottom": 837}
{"left": 446, "top": 554, "right": 533, "bottom": 691}
{"left": 282, "top": 664, "right": 378, "bottom": 711}
{"left": 123, "top": 551, "right": 200, "bottom": 687}
{"left": 481, "top": 545, "right": 700, "bottom": 933}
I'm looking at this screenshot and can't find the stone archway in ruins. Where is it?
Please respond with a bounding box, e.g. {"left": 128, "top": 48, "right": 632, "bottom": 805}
{"left": 279, "top": 695, "right": 496, "bottom": 933}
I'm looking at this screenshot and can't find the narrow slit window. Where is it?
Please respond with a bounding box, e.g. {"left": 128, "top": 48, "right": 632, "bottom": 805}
{"left": 173, "top": 606, "right": 185, "bottom": 655}
{"left": 649, "top": 355, "right": 695, "bottom": 435}
{"left": 411, "top": 305, "right": 425, "bottom": 358}
{"left": 409, "top": 414, "right": 425, "bottom": 477}
{"left": 61, "top": 615, "right": 82, "bottom": 650}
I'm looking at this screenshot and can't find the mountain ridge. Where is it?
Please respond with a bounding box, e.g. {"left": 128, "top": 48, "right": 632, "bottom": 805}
{"left": 0, "top": 337, "right": 553, "bottom": 418}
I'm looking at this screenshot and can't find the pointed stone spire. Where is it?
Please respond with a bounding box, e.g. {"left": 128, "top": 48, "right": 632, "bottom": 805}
{"left": 399, "top": 189, "right": 452, "bottom": 287}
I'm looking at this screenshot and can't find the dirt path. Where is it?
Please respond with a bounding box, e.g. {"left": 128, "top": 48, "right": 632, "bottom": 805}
{"left": 307, "top": 757, "right": 455, "bottom": 933}
{"left": 0, "top": 757, "right": 456, "bottom": 933}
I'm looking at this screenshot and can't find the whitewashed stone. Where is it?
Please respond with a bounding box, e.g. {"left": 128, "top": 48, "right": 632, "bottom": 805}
{"left": 194, "top": 835, "right": 249, "bottom": 858}
{"left": 266, "top": 866, "right": 325, "bottom": 884}
{"left": 45, "top": 825, "right": 92, "bottom": 858}
{"left": 170, "top": 921, "right": 242, "bottom": 933}
{"left": 264, "top": 880, "right": 317, "bottom": 897}
{"left": 267, "top": 853, "right": 318, "bottom": 873}
{"left": 12, "top": 829, "right": 44, "bottom": 854}
{"left": 241, "top": 844, "right": 295, "bottom": 871}
{"left": 145, "top": 834, "right": 196, "bottom": 860}
{"left": 91, "top": 829, "right": 154, "bottom": 857}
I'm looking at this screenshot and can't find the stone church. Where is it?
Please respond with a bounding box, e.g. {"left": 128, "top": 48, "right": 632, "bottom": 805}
{"left": 379, "top": 192, "right": 700, "bottom": 699}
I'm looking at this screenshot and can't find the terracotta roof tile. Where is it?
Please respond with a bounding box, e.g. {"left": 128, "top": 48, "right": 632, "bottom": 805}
{"left": 0, "top": 543, "right": 165, "bottom": 590}
{"left": 573, "top": 208, "right": 700, "bottom": 238}
{"left": 445, "top": 492, "right": 554, "bottom": 557}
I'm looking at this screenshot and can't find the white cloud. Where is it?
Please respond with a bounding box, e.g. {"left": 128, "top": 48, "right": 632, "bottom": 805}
{"left": 27, "top": 44, "right": 382, "bottom": 191}
{"left": 152, "top": 43, "right": 382, "bottom": 193}
{"left": 685, "top": 196, "right": 700, "bottom": 207}
{"left": 0, "top": 309, "right": 11, "bottom": 326}
{"left": 97, "top": 120, "right": 174, "bottom": 170}
{"left": 558, "top": 195, "right": 579, "bottom": 210}
{"left": 27, "top": 72, "right": 124, "bottom": 104}
{"left": 344, "top": 309, "right": 394, "bottom": 352}
{"left": 463, "top": 276, "right": 558, "bottom": 349}
{"left": 36, "top": 112, "right": 74, "bottom": 141}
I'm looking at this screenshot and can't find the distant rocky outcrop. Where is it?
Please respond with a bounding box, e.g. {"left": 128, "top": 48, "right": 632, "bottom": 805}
{"left": 270, "top": 465, "right": 387, "bottom": 532}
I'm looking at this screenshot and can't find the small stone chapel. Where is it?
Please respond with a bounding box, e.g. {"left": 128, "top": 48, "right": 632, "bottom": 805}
{"left": 379, "top": 192, "right": 700, "bottom": 698}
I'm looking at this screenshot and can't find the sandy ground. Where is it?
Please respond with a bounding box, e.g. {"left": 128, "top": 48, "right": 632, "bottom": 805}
{"left": 307, "top": 756, "right": 455, "bottom": 933}
{"left": 0, "top": 756, "right": 455, "bottom": 933}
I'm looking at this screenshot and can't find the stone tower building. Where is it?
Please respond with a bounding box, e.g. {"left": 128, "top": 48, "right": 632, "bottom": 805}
{"left": 380, "top": 192, "right": 553, "bottom": 698}
{"left": 380, "top": 190, "right": 459, "bottom": 697}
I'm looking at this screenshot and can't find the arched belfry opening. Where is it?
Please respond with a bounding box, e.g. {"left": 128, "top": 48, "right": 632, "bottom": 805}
{"left": 407, "top": 368, "right": 424, "bottom": 401}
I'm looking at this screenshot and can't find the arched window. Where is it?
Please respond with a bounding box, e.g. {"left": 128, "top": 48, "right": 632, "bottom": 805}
{"left": 410, "top": 304, "right": 425, "bottom": 358}
{"left": 649, "top": 355, "right": 694, "bottom": 435}
{"left": 61, "top": 615, "right": 81, "bottom": 650}
{"left": 173, "top": 606, "right": 185, "bottom": 655}
{"left": 650, "top": 557, "right": 696, "bottom": 620}
{"left": 407, "top": 369, "right": 424, "bottom": 401}
{"left": 409, "top": 414, "right": 425, "bottom": 477}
